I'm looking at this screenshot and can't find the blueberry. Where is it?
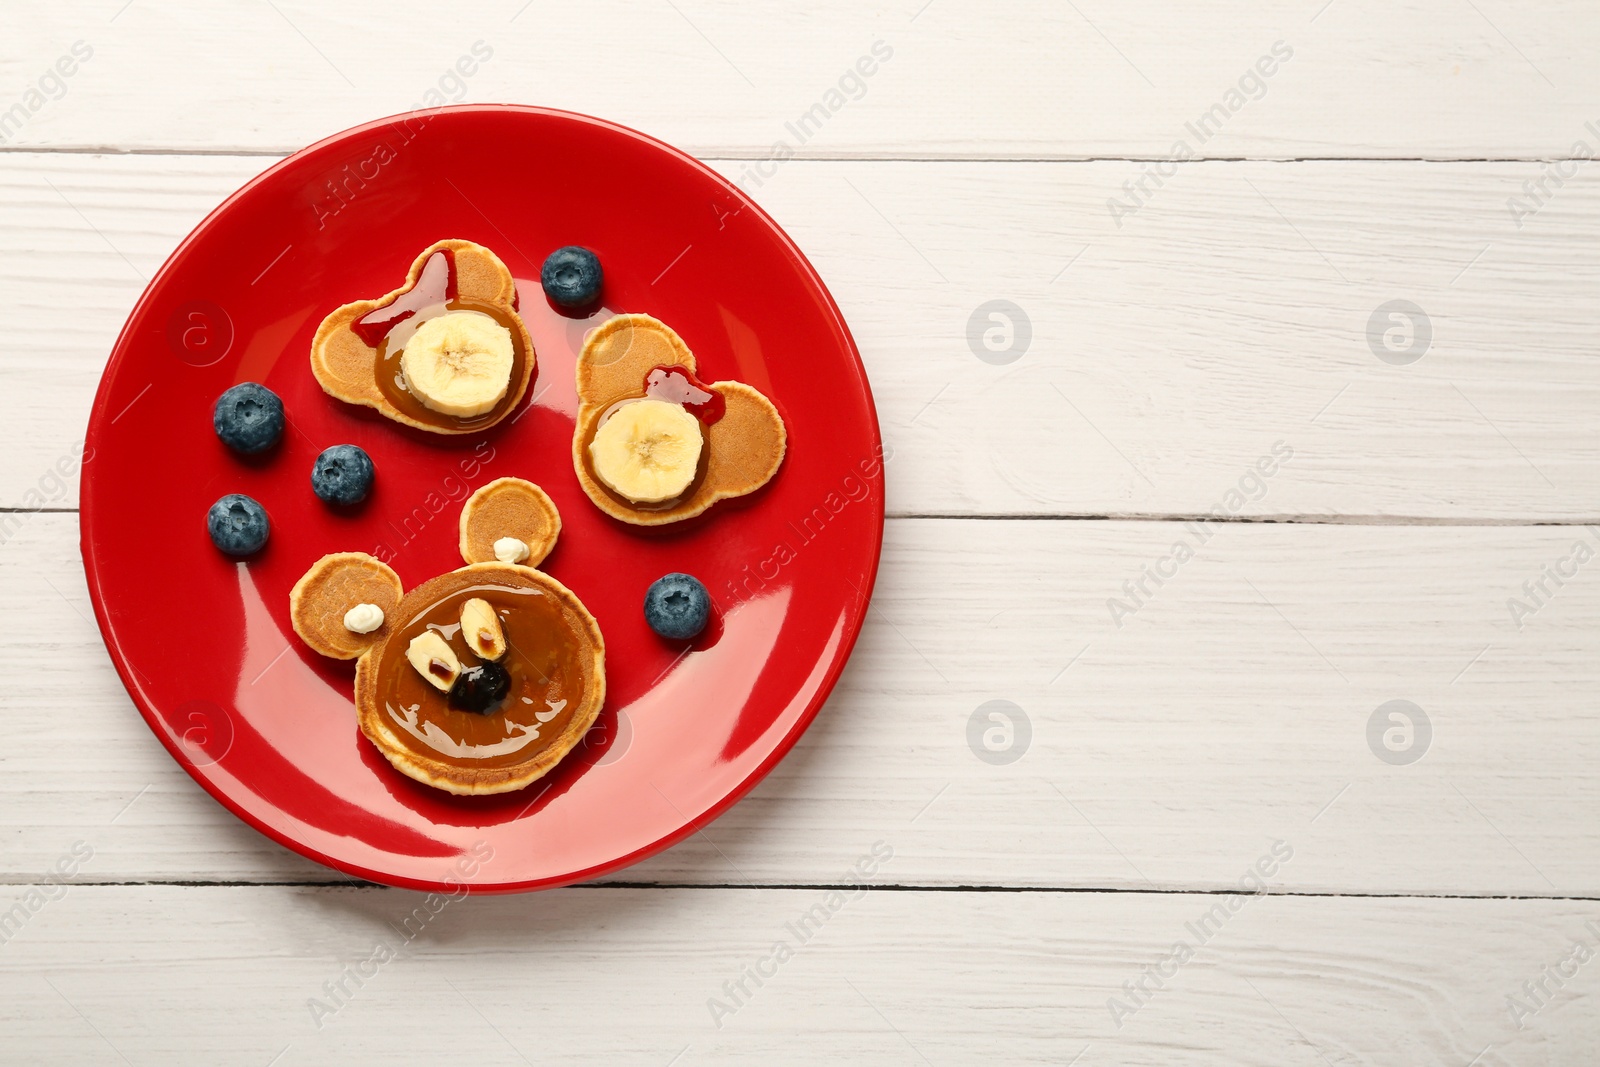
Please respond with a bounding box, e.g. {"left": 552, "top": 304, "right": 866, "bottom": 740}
{"left": 449, "top": 660, "right": 512, "bottom": 715}
{"left": 311, "top": 444, "right": 374, "bottom": 506}
{"left": 212, "top": 382, "right": 284, "bottom": 454}
{"left": 540, "top": 246, "right": 603, "bottom": 308}
{"left": 644, "top": 573, "right": 711, "bottom": 640}
{"left": 207, "top": 493, "right": 270, "bottom": 556}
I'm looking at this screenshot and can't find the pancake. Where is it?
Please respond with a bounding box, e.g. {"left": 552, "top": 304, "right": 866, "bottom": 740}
{"left": 353, "top": 562, "right": 605, "bottom": 796}
{"left": 310, "top": 239, "right": 535, "bottom": 435}
{"left": 288, "top": 484, "right": 605, "bottom": 796}
{"left": 572, "top": 314, "right": 785, "bottom": 525}
{"left": 288, "top": 552, "right": 404, "bottom": 660}
{"left": 459, "top": 477, "right": 561, "bottom": 566}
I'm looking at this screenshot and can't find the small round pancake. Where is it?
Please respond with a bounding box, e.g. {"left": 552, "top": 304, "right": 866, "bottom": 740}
{"left": 289, "top": 553, "right": 404, "bottom": 660}
{"left": 353, "top": 563, "right": 606, "bottom": 795}
{"left": 459, "top": 477, "right": 561, "bottom": 566}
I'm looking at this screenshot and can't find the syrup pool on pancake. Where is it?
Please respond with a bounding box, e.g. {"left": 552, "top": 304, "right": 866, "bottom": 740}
{"left": 354, "top": 247, "right": 530, "bottom": 433}
{"left": 376, "top": 582, "right": 586, "bottom": 771}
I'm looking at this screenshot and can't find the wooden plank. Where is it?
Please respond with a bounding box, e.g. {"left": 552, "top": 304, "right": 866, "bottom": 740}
{"left": 3, "top": 154, "right": 1597, "bottom": 519}
{"left": 4, "top": 1, "right": 1600, "bottom": 158}
{"left": 7, "top": 513, "right": 1597, "bottom": 894}
{"left": 0, "top": 883, "right": 1591, "bottom": 1064}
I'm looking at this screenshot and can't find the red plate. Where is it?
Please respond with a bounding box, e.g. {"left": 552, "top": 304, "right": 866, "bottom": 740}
{"left": 81, "top": 106, "right": 883, "bottom": 893}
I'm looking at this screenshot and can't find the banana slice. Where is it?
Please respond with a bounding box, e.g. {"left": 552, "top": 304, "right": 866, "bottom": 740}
{"left": 406, "top": 631, "right": 461, "bottom": 692}
{"left": 589, "top": 399, "right": 703, "bottom": 504}
{"left": 399, "top": 311, "right": 515, "bottom": 418}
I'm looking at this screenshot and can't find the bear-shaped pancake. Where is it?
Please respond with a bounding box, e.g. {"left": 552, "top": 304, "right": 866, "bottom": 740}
{"left": 573, "top": 314, "right": 785, "bottom": 525}
{"left": 310, "top": 239, "right": 536, "bottom": 435}
{"left": 289, "top": 479, "right": 603, "bottom": 795}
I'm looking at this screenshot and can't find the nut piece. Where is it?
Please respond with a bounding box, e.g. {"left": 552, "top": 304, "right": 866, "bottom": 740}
{"left": 343, "top": 602, "right": 385, "bottom": 634}
{"left": 493, "top": 536, "right": 530, "bottom": 564}
{"left": 460, "top": 598, "right": 507, "bottom": 661}
{"left": 406, "top": 631, "right": 461, "bottom": 692}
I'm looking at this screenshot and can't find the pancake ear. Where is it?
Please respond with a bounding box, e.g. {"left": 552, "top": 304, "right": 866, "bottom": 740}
{"left": 458, "top": 477, "right": 562, "bottom": 567}
{"left": 448, "top": 241, "right": 520, "bottom": 306}
{"left": 290, "top": 553, "right": 405, "bottom": 660}
{"left": 700, "top": 381, "right": 786, "bottom": 503}
{"left": 576, "top": 314, "right": 696, "bottom": 398}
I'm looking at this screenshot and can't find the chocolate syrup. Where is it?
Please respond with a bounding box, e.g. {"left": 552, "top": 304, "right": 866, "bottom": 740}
{"left": 377, "top": 583, "right": 586, "bottom": 770}
{"left": 349, "top": 248, "right": 531, "bottom": 432}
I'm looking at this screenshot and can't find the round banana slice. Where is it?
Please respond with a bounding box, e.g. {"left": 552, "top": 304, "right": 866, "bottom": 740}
{"left": 399, "top": 311, "right": 515, "bottom": 418}
{"left": 589, "top": 399, "right": 703, "bottom": 504}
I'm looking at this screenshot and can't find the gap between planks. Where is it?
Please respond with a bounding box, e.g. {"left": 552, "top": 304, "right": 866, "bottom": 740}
{"left": 11, "top": 506, "right": 1600, "bottom": 527}
{"left": 9, "top": 880, "right": 1600, "bottom": 901}
{"left": 0, "top": 146, "right": 1589, "bottom": 164}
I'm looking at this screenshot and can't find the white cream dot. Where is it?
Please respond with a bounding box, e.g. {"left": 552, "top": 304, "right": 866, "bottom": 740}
{"left": 494, "top": 537, "right": 530, "bottom": 564}
{"left": 343, "top": 603, "right": 384, "bottom": 634}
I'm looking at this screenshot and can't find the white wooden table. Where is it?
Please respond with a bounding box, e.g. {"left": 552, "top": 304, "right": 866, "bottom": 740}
{"left": 4, "top": 2, "right": 1598, "bottom": 1062}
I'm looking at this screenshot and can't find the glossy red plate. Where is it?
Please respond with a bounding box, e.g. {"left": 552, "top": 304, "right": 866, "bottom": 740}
{"left": 81, "top": 106, "right": 883, "bottom": 893}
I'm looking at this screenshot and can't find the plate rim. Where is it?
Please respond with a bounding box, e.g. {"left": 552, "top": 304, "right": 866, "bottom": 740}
{"left": 79, "top": 103, "right": 884, "bottom": 893}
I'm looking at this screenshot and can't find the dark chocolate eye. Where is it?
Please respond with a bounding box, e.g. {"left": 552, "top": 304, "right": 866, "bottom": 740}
{"left": 448, "top": 660, "right": 512, "bottom": 715}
